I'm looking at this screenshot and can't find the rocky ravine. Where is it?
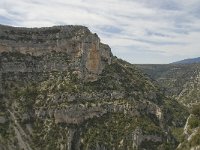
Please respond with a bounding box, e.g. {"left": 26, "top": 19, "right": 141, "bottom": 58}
{"left": 137, "top": 64, "right": 200, "bottom": 149}
{"left": 137, "top": 64, "right": 200, "bottom": 107}
{"left": 0, "top": 24, "right": 188, "bottom": 150}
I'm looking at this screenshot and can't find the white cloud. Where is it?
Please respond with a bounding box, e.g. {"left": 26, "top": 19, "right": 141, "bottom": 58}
{"left": 0, "top": 0, "right": 200, "bottom": 63}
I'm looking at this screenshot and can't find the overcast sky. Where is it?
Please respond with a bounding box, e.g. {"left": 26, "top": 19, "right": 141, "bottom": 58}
{"left": 0, "top": 0, "right": 200, "bottom": 64}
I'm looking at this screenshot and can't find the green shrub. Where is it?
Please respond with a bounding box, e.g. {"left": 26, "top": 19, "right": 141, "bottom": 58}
{"left": 188, "top": 115, "right": 200, "bottom": 129}
{"left": 191, "top": 104, "right": 200, "bottom": 117}
{"left": 171, "top": 127, "right": 184, "bottom": 143}
{"left": 190, "top": 128, "right": 200, "bottom": 147}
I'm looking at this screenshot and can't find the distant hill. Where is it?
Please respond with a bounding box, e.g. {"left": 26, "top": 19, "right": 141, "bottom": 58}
{"left": 172, "top": 57, "right": 200, "bottom": 64}
{"left": 137, "top": 63, "right": 200, "bottom": 107}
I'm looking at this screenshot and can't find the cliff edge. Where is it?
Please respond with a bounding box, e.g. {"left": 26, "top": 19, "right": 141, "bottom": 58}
{"left": 0, "top": 24, "right": 112, "bottom": 81}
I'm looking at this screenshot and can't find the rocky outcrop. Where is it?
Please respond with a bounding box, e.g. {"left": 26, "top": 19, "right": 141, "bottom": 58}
{"left": 54, "top": 107, "right": 106, "bottom": 124}
{"left": 0, "top": 24, "right": 112, "bottom": 82}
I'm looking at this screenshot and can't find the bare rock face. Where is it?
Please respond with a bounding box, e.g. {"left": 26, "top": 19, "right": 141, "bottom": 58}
{"left": 54, "top": 107, "right": 106, "bottom": 124}
{"left": 0, "top": 24, "right": 112, "bottom": 81}
{"left": 81, "top": 33, "right": 111, "bottom": 80}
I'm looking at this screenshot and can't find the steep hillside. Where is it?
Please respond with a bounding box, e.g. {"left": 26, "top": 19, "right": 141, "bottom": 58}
{"left": 177, "top": 104, "right": 200, "bottom": 150}
{"left": 137, "top": 64, "right": 200, "bottom": 149}
{"left": 0, "top": 25, "right": 188, "bottom": 150}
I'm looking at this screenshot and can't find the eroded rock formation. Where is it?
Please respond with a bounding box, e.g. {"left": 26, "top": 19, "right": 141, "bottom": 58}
{"left": 0, "top": 24, "right": 112, "bottom": 82}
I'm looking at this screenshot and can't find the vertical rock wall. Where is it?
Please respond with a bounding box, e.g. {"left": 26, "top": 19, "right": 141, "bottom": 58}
{"left": 0, "top": 24, "right": 112, "bottom": 82}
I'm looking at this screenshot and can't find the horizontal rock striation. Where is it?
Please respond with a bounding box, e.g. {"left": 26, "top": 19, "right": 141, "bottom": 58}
{"left": 0, "top": 24, "right": 112, "bottom": 84}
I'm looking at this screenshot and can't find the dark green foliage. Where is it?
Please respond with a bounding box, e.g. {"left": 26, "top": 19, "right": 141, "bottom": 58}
{"left": 0, "top": 97, "right": 6, "bottom": 112}
{"left": 191, "top": 104, "right": 200, "bottom": 117}
{"left": 140, "top": 140, "right": 162, "bottom": 150}
{"left": 32, "top": 119, "right": 68, "bottom": 150}
{"left": 190, "top": 128, "right": 200, "bottom": 146}
{"left": 188, "top": 104, "right": 200, "bottom": 129}
{"left": 188, "top": 116, "right": 200, "bottom": 129}
{"left": 16, "top": 84, "right": 38, "bottom": 112}
{"left": 81, "top": 113, "right": 163, "bottom": 149}
{"left": 163, "top": 98, "right": 189, "bottom": 127}
{"left": 171, "top": 127, "right": 184, "bottom": 143}
{"left": 0, "top": 122, "right": 9, "bottom": 138}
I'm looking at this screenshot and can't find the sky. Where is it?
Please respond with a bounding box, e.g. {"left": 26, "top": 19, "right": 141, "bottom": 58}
{"left": 0, "top": 0, "right": 200, "bottom": 64}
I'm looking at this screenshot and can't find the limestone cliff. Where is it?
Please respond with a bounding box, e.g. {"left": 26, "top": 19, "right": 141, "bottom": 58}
{"left": 0, "top": 24, "right": 112, "bottom": 82}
